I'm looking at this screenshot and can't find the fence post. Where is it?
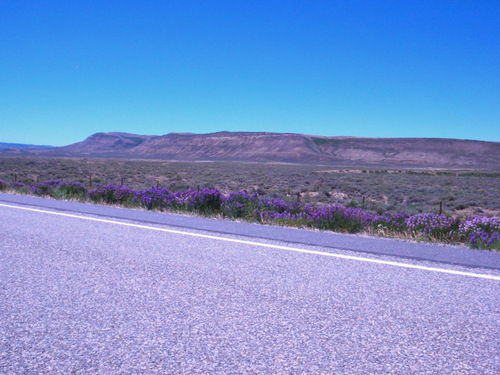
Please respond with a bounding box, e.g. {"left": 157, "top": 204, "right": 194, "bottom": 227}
{"left": 14, "top": 173, "right": 18, "bottom": 182}
{"left": 121, "top": 177, "right": 124, "bottom": 186}
{"left": 156, "top": 180, "right": 159, "bottom": 189}
{"left": 439, "top": 201, "right": 443, "bottom": 215}
{"left": 89, "top": 175, "right": 92, "bottom": 189}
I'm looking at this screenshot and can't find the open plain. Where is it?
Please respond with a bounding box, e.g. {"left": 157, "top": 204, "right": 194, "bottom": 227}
{"left": 1, "top": 157, "right": 499, "bottom": 217}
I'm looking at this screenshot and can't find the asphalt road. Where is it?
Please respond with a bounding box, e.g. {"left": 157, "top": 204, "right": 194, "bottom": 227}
{"left": 1, "top": 197, "right": 499, "bottom": 374}
{"left": 2, "top": 193, "right": 499, "bottom": 270}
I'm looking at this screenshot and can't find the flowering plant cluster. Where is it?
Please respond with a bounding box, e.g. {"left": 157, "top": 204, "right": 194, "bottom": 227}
{"left": 31, "top": 180, "right": 87, "bottom": 199}
{"left": 88, "top": 184, "right": 136, "bottom": 204}
{"left": 459, "top": 216, "right": 500, "bottom": 249}
{"left": 1, "top": 179, "right": 498, "bottom": 250}
{"left": 372, "top": 212, "right": 410, "bottom": 232}
{"left": 88, "top": 185, "right": 223, "bottom": 214}
{"left": 30, "top": 180, "right": 62, "bottom": 196}
{"left": 221, "top": 191, "right": 260, "bottom": 219}
{"left": 309, "top": 205, "right": 373, "bottom": 233}
{"left": 134, "top": 186, "right": 175, "bottom": 210}
{"left": 169, "top": 188, "right": 223, "bottom": 214}
{"left": 405, "top": 213, "right": 460, "bottom": 241}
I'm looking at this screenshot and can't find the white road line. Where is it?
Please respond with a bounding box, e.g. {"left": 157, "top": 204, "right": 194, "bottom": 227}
{"left": 2, "top": 202, "right": 500, "bottom": 281}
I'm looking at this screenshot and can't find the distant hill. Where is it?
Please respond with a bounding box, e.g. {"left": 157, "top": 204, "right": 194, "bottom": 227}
{"left": 0, "top": 142, "right": 53, "bottom": 149}
{"left": 59, "top": 132, "right": 152, "bottom": 154}
{"left": 1, "top": 131, "right": 499, "bottom": 169}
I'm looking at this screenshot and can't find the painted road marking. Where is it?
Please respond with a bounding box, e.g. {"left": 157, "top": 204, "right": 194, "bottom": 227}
{"left": 2, "top": 202, "right": 500, "bottom": 281}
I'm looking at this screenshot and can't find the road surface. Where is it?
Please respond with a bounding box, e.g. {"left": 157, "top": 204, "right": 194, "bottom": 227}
{"left": 1, "top": 195, "right": 499, "bottom": 373}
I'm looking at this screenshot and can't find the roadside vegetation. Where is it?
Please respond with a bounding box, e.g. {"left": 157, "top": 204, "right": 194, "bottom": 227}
{"left": 1, "top": 157, "right": 499, "bottom": 217}
{"left": 1, "top": 177, "right": 498, "bottom": 250}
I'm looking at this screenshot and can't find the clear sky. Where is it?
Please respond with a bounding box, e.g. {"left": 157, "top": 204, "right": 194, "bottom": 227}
{"left": 1, "top": 1, "right": 499, "bottom": 146}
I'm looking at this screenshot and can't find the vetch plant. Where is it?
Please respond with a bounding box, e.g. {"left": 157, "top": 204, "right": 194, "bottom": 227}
{"left": 221, "top": 191, "right": 260, "bottom": 219}
{"left": 459, "top": 216, "right": 500, "bottom": 249}
{"left": 31, "top": 180, "right": 62, "bottom": 196}
{"left": 405, "top": 213, "right": 460, "bottom": 242}
{"left": 88, "top": 184, "right": 136, "bottom": 205}
{"left": 135, "top": 186, "right": 175, "bottom": 210}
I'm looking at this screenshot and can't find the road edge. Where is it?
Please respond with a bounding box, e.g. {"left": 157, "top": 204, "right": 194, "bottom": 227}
{"left": 1, "top": 192, "right": 499, "bottom": 270}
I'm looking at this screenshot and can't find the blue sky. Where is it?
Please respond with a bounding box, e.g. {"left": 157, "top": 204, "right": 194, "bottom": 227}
{"left": 1, "top": 1, "right": 499, "bottom": 146}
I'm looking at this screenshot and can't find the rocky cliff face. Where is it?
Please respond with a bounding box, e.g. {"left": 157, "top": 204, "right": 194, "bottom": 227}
{"left": 310, "top": 137, "right": 500, "bottom": 168}
{"left": 130, "top": 132, "right": 325, "bottom": 162}
{"left": 2, "top": 131, "right": 499, "bottom": 169}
